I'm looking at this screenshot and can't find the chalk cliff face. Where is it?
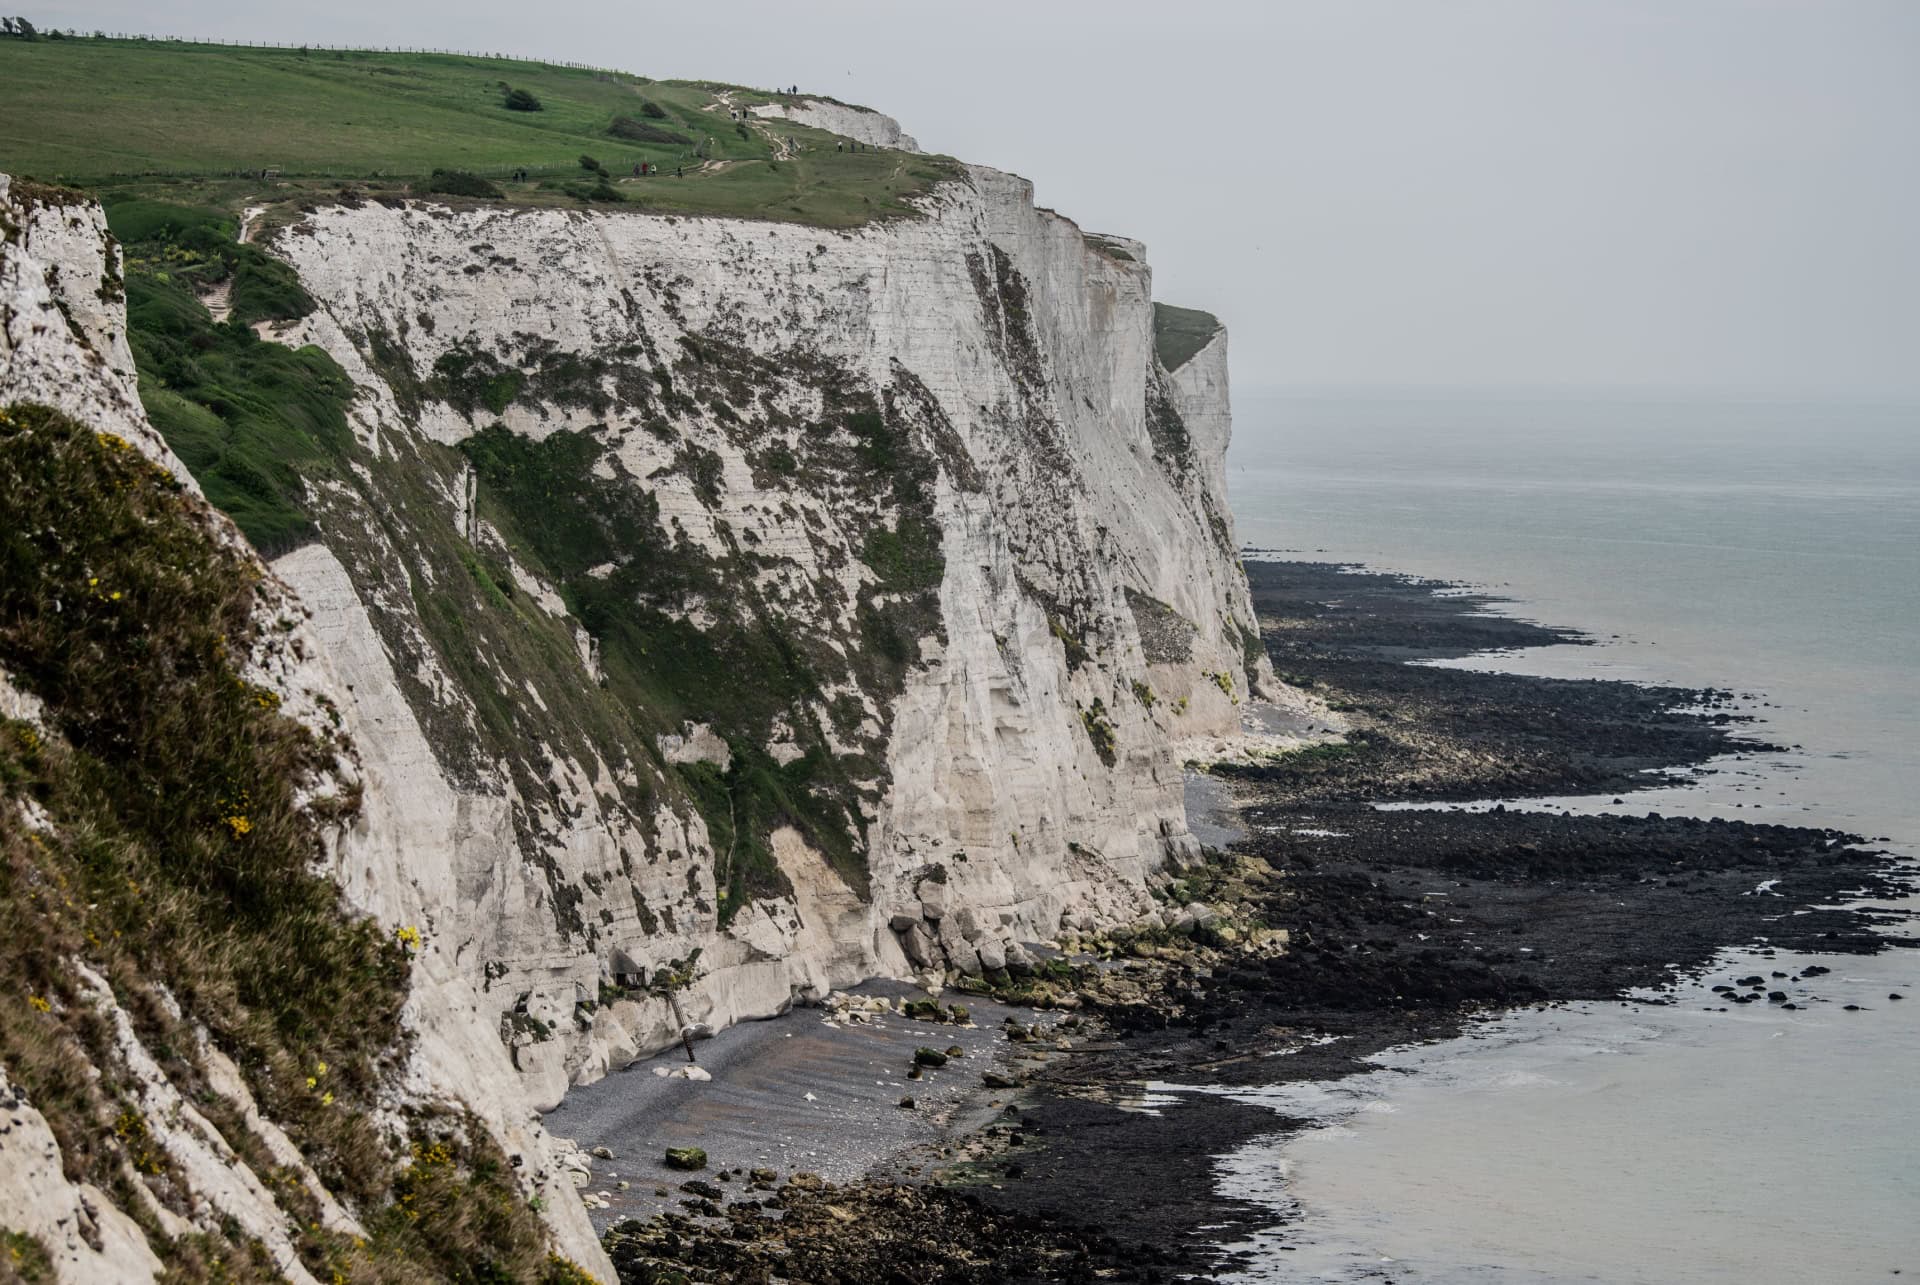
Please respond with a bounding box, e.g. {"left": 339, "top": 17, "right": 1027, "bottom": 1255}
{"left": 2, "top": 122, "right": 1283, "bottom": 1276}
{"left": 243, "top": 159, "right": 1283, "bottom": 1108}
{"left": 0, "top": 177, "right": 168, "bottom": 468}
{"left": 0, "top": 174, "right": 613, "bottom": 1282}
{"left": 749, "top": 98, "right": 921, "bottom": 152}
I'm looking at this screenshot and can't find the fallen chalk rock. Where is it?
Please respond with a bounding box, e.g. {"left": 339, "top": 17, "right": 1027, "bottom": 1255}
{"left": 919, "top": 878, "right": 949, "bottom": 921}
{"left": 901, "top": 922, "right": 939, "bottom": 969}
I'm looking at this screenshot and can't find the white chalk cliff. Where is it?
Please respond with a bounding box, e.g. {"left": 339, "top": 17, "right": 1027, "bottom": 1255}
{"left": 1, "top": 107, "right": 1290, "bottom": 1276}
{"left": 0, "top": 173, "right": 612, "bottom": 1282}
{"left": 749, "top": 98, "right": 921, "bottom": 152}
{"left": 252, "top": 156, "right": 1288, "bottom": 1106}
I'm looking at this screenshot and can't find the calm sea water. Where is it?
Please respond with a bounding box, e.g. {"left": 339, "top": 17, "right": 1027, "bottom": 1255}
{"left": 1209, "top": 396, "right": 1920, "bottom": 1284}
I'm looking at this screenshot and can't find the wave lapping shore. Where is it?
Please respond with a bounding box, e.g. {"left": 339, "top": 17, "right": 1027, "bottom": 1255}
{"left": 573, "top": 560, "right": 1912, "bottom": 1284}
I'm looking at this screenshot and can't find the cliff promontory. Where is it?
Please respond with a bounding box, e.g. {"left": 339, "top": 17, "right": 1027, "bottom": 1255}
{"left": 0, "top": 60, "right": 1295, "bottom": 1281}
{"left": 256, "top": 157, "right": 1281, "bottom": 1109}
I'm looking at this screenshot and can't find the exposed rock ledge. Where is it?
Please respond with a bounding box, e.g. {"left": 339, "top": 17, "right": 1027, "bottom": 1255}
{"left": 750, "top": 97, "right": 921, "bottom": 151}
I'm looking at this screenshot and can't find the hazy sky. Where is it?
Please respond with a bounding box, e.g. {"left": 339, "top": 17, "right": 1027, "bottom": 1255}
{"left": 33, "top": 1, "right": 1920, "bottom": 400}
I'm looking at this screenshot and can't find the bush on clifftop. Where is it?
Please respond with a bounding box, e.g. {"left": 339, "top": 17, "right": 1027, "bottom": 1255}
{"left": 423, "top": 168, "right": 503, "bottom": 199}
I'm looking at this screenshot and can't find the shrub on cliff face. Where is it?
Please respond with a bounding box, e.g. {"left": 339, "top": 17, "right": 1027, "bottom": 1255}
{"left": 454, "top": 417, "right": 874, "bottom": 913}
{"left": 227, "top": 248, "right": 314, "bottom": 325}
{"left": 1080, "top": 699, "right": 1118, "bottom": 767}
{"left": 0, "top": 1229, "right": 53, "bottom": 1281}
{"left": 125, "top": 277, "right": 351, "bottom": 553}
{"left": 431, "top": 342, "right": 522, "bottom": 418}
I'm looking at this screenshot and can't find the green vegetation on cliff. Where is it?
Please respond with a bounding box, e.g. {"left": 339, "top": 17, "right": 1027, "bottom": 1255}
{"left": 0, "top": 403, "right": 588, "bottom": 1281}
{"left": 0, "top": 37, "right": 960, "bottom": 227}
{"left": 109, "top": 200, "right": 356, "bottom": 552}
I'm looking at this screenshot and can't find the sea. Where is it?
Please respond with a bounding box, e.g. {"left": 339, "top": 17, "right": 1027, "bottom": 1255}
{"left": 1203, "top": 394, "right": 1920, "bottom": 1284}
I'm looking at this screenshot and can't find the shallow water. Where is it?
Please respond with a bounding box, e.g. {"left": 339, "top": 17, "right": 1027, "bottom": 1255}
{"left": 1218, "top": 396, "right": 1920, "bottom": 1283}
{"left": 1230, "top": 395, "right": 1920, "bottom": 852}
{"left": 1207, "top": 947, "right": 1920, "bottom": 1284}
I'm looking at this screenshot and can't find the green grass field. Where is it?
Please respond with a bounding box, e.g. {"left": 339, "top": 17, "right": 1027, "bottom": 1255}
{"left": 1153, "top": 302, "right": 1224, "bottom": 371}
{"left": 0, "top": 36, "right": 961, "bottom": 226}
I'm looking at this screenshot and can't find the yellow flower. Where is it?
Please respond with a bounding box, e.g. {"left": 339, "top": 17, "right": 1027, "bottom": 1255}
{"left": 28, "top": 995, "right": 51, "bottom": 1013}
{"left": 395, "top": 925, "right": 422, "bottom": 951}
{"left": 321, "top": 1091, "right": 334, "bottom": 1108}
{"left": 306, "top": 1076, "right": 318, "bottom": 1090}
{"left": 315, "top": 1061, "right": 328, "bottom": 1076}
{"left": 224, "top": 814, "right": 253, "bottom": 837}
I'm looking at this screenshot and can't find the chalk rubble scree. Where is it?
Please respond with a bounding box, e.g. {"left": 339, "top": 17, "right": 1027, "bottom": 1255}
{"left": 0, "top": 90, "right": 1300, "bottom": 1269}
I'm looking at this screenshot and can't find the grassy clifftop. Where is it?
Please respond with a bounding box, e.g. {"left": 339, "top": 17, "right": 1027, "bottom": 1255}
{"left": 1152, "top": 303, "right": 1223, "bottom": 372}
{"left": 0, "top": 36, "right": 960, "bottom": 226}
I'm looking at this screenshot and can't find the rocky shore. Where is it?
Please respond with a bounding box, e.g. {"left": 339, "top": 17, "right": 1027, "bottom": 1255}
{"left": 581, "top": 560, "right": 1912, "bottom": 1284}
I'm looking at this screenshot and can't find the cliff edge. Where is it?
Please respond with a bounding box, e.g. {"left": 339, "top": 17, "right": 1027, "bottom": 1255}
{"left": 0, "top": 82, "right": 1298, "bottom": 1282}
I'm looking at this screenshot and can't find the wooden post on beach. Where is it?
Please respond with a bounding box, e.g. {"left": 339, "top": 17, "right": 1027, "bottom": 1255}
{"left": 667, "top": 992, "right": 698, "bottom": 1063}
